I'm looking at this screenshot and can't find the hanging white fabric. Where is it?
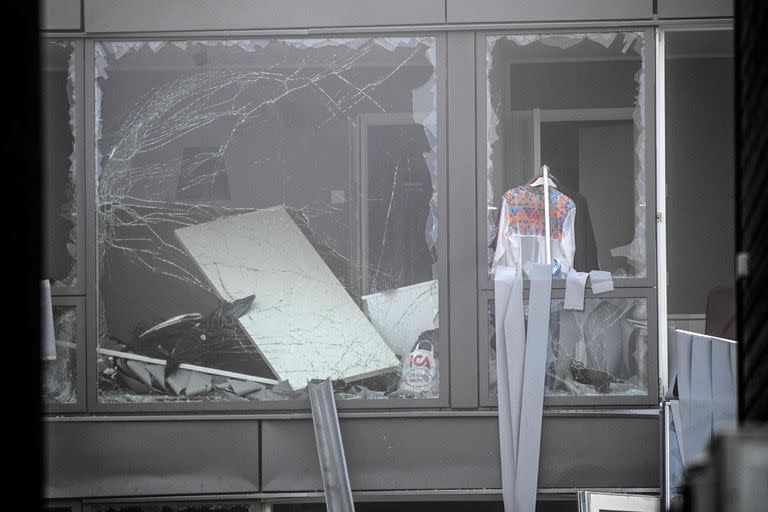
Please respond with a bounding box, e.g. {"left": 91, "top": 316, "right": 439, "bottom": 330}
{"left": 494, "top": 164, "right": 619, "bottom": 511}
{"left": 41, "top": 279, "right": 57, "bottom": 361}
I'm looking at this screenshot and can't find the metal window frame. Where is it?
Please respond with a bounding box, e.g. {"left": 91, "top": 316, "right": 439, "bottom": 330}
{"left": 82, "top": 0, "right": 447, "bottom": 33}
{"left": 83, "top": 32, "right": 451, "bottom": 413}
{"left": 41, "top": 0, "right": 82, "bottom": 32}
{"left": 38, "top": 16, "right": 732, "bottom": 420}
{"left": 446, "top": 30, "right": 480, "bottom": 408}
{"left": 44, "top": 295, "right": 87, "bottom": 414}
{"left": 475, "top": 27, "right": 658, "bottom": 293}
{"left": 43, "top": 38, "right": 87, "bottom": 297}
{"left": 655, "top": 23, "right": 735, "bottom": 510}
{"left": 478, "top": 286, "right": 660, "bottom": 408}
{"left": 446, "top": 0, "right": 654, "bottom": 24}
{"left": 661, "top": 401, "right": 671, "bottom": 511}
{"left": 654, "top": 20, "right": 735, "bottom": 400}
{"left": 657, "top": 0, "right": 733, "bottom": 20}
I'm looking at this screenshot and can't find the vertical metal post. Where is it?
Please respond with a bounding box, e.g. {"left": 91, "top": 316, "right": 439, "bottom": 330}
{"left": 656, "top": 28, "right": 669, "bottom": 400}
{"left": 543, "top": 163, "right": 552, "bottom": 264}
{"left": 309, "top": 378, "right": 355, "bottom": 512}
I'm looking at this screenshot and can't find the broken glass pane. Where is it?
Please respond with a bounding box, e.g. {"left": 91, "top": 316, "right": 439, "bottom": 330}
{"left": 489, "top": 297, "right": 649, "bottom": 397}
{"left": 42, "top": 40, "right": 78, "bottom": 288}
{"left": 95, "top": 38, "right": 439, "bottom": 403}
{"left": 43, "top": 305, "right": 78, "bottom": 404}
{"left": 485, "top": 32, "right": 648, "bottom": 278}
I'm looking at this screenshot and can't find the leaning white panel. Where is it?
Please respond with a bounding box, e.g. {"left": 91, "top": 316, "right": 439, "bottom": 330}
{"left": 175, "top": 206, "right": 399, "bottom": 387}
{"left": 362, "top": 279, "right": 438, "bottom": 357}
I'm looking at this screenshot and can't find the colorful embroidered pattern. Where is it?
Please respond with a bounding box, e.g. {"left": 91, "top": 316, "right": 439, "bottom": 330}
{"left": 504, "top": 186, "right": 575, "bottom": 240}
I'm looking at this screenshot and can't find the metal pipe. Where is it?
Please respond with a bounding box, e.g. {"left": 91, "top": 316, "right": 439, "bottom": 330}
{"left": 309, "top": 378, "right": 356, "bottom": 512}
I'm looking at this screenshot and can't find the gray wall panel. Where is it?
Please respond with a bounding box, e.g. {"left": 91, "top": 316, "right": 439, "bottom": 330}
{"left": 44, "top": 420, "right": 260, "bottom": 498}
{"left": 263, "top": 417, "right": 500, "bottom": 491}
{"left": 447, "top": 0, "right": 652, "bottom": 23}
{"left": 42, "top": 0, "right": 82, "bottom": 31}
{"left": 658, "top": 0, "right": 733, "bottom": 18}
{"left": 262, "top": 416, "right": 659, "bottom": 491}
{"left": 447, "top": 32, "right": 479, "bottom": 409}
{"left": 84, "top": 0, "right": 445, "bottom": 33}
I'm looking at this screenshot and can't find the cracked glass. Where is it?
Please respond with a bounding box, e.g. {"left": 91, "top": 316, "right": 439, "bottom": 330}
{"left": 485, "top": 32, "right": 648, "bottom": 278}
{"left": 94, "top": 38, "right": 439, "bottom": 404}
{"left": 42, "top": 40, "right": 78, "bottom": 289}
{"left": 43, "top": 305, "right": 79, "bottom": 405}
{"left": 488, "top": 297, "right": 649, "bottom": 397}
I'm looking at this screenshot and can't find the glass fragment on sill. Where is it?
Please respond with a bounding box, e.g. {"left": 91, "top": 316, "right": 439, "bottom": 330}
{"left": 42, "top": 306, "right": 78, "bottom": 404}
{"left": 94, "top": 38, "right": 440, "bottom": 402}
{"left": 489, "top": 298, "right": 648, "bottom": 397}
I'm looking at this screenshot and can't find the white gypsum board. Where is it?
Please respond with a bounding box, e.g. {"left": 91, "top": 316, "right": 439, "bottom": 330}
{"left": 174, "top": 206, "right": 399, "bottom": 387}
{"left": 362, "top": 279, "right": 438, "bottom": 357}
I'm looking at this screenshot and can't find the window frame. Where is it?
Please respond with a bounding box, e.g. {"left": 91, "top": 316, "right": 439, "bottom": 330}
{"left": 478, "top": 286, "right": 660, "bottom": 408}
{"left": 475, "top": 27, "right": 658, "bottom": 292}
{"left": 42, "top": 37, "right": 87, "bottom": 297}
{"left": 83, "top": 33, "right": 451, "bottom": 413}
{"left": 43, "top": 296, "right": 88, "bottom": 413}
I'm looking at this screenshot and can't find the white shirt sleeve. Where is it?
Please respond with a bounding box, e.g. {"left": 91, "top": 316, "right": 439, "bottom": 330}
{"left": 561, "top": 206, "right": 576, "bottom": 269}
{"left": 492, "top": 196, "right": 510, "bottom": 268}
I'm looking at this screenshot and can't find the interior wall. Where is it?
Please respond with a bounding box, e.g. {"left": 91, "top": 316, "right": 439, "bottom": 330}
{"left": 666, "top": 56, "right": 735, "bottom": 316}
{"left": 578, "top": 123, "right": 635, "bottom": 272}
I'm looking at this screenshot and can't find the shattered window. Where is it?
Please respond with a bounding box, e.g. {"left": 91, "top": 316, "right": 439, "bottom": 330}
{"left": 485, "top": 32, "right": 649, "bottom": 278}
{"left": 488, "top": 297, "right": 649, "bottom": 397}
{"left": 43, "top": 305, "right": 79, "bottom": 405}
{"left": 95, "top": 38, "right": 440, "bottom": 404}
{"left": 42, "top": 40, "right": 78, "bottom": 288}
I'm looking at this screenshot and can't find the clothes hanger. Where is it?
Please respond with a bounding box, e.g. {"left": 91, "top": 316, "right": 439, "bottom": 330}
{"left": 527, "top": 163, "right": 559, "bottom": 188}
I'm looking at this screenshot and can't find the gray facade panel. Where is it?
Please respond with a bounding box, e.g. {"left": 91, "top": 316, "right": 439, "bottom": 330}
{"left": 41, "top": 0, "right": 82, "bottom": 31}
{"left": 447, "top": 32, "right": 479, "bottom": 408}
{"left": 262, "top": 415, "right": 659, "bottom": 491}
{"left": 263, "top": 417, "right": 500, "bottom": 491}
{"left": 44, "top": 420, "right": 260, "bottom": 498}
{"left": 447, "top": 0, "right": 652, "bottom": 24}
{"left": 658, "top": 0, "right": 733, "bottom": 19}
{"left": 84, "top": 0, "right": 445, "bottom": 33}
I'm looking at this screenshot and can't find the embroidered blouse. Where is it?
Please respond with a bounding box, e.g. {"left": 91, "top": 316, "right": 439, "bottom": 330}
{"left": 493, "top": 185, "right": 576, "bottom": 270}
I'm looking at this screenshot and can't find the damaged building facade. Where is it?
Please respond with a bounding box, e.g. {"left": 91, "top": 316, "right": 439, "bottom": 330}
{"left": 42, "top": 1, "right": 736, "bottom": 510}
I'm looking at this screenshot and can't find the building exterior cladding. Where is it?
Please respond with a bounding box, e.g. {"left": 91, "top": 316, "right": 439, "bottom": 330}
{"left": 41, "top": 0, "right": 734, "bottom": 509}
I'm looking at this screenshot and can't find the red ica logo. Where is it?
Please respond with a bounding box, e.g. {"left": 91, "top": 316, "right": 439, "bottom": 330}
{"left": 411, "top": 353, "right": 431, "bottom": 369}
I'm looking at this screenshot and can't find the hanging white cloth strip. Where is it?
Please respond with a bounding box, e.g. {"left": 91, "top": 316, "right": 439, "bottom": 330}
{"left": 494, "top": 266, "right": 525, "bottom": 509}
{"left": 515, "top": 262, "right": 552, "bottom": 511}
{"left": 564, "top": 271, "right": 589, "bottom": 311}
{"left": 564, "top": 270, "right": 615, "bottom": 312}
{"left": 41, "top": 279, "right": 57, "bottom": 361}
{"left": 588, "top": 270, "right": 615, "bottom": 294}
{"left": 667, "top": 328, "right": 737, "bottom": 468}
{"left": 494, "top": 263, "right": 552, "bottom": 512}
